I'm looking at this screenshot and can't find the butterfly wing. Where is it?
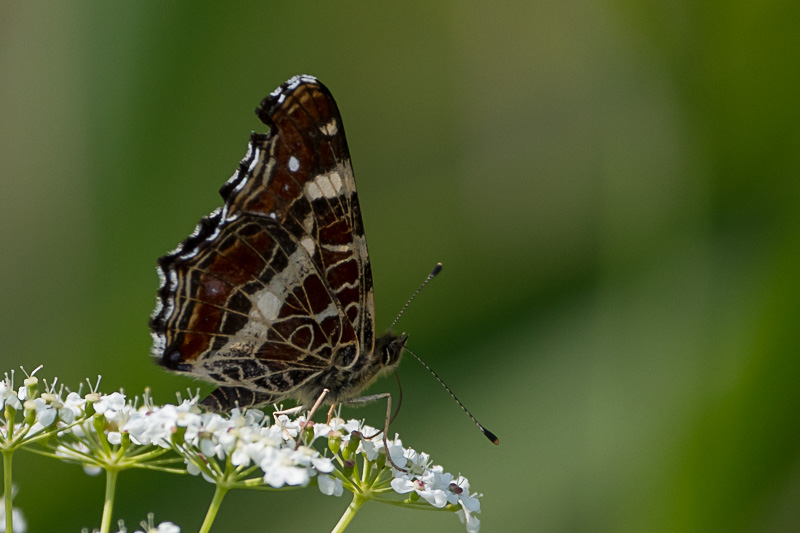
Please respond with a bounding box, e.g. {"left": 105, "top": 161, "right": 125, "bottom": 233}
{"left": 149, "top": 75, "right": 376, "bottom": 407}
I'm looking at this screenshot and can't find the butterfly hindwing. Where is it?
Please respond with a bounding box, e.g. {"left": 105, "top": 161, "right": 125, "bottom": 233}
{"left": 150, "top": 76, "right": 377, "bottom": 407}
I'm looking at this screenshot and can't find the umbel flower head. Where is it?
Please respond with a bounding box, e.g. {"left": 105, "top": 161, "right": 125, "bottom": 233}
{"left": 114, "top": 398, "right": 484, "bottom": 531}
{"left": 0, "top": 367, "right": 484, "bottom": 532}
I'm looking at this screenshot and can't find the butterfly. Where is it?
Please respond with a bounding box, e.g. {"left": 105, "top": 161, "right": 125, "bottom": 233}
{"left": 149, "top": 75, "right": 406, "bottom": 414}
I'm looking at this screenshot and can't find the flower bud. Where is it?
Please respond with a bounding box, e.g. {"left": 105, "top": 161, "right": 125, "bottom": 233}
{"left": 328, "top": 430, "right": 342, "bottom": 454}
{"left": 23, "top": 400, "right": 37, "bottom": 425}
{"left": 343, "top": 430, "right": 361, "bottom": 460}
{"left": 342, "top": 459, "right": 355, "bottom": 477}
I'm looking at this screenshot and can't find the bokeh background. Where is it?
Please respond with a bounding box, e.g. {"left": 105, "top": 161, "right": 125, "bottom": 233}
{"left": 2, "top": 1, "right": 799, "bottom": 531}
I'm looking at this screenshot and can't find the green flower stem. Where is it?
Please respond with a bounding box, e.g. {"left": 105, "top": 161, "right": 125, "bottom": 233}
{"left": 331, "top": 493, "right": 365, "bottom": 533}
{"left": 199, "top": 484, "right": 229, "bottom": 533}
{"left": 99, "top": 469, "right": 118, "bottom": 533}
{"left": 3, "top": 450, "right": 13, "bottom": 533}
{"left": 134, "top": 464, "right": 187, "bottom": 475}
{"left": 126, "top": 447, "right": 173, "bottom": 462}
{"left": 373, "top": 498, "right": 457, "bottom": 511}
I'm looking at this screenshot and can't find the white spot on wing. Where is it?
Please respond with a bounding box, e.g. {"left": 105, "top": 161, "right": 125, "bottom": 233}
{"left": 320, "top": 118, "right": 338, "bottom": 136}
{"left": 304, "top": 171, "right": 344, "bottom": 200}
{"left": 247, "top": 245, "right": 316, "bottom": 327}
{"left": 329, "top": 171, "right": 342, "bottom": 193}
{"left": 288, "top": 156, "right": 300, "bottom": 172}
{"left": 256, "top": 291, "right": 282, "bottom": 321}
{"left": 305, "top": 181, "right": 324, "bottom": 200}
{"left": 315, "top": 303, "right": 338, "bottom": 323}
{"left": 316, "top": 175, "right": 336, "bottom": 198}
{"left": 302, "top": 213, "right": 314, "bottom": 233}
{"left": 300, "top": 237, "right": 315, "bottom": 256}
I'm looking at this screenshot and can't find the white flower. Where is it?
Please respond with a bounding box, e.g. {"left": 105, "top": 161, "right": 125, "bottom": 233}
{"left": 390, "top": 464, "right": 450, "bottom": 508}
{"left": 311, "top": 454, "right": 334, "bottom": 474}
{"left": 272, "top": 413, "right": 303, "bottom": 441}
{"left": 124, "top": 400, "right": 202, "bottom": 447}
{"left": 359, "top": 437, "right": 381, "bottom": 461}
{"left": 260, "top": 447, "right": 311, "bottom": 488}
{"left": 15, "top": 386, "right": 28, "bottom": 402}
{"left": 83, "top": 464, "right": 102, "bottom": 477}
{"left": 452, "top": 476, "right": 481, "bottom": 513}
{"left": 317, "top": 474, "right": 343, "bottom": 497}
{"left": 358, "top": 431, "right": 397, "bottom": 464}
{"left": 121, "top": 410, "right": 160, "bottom": 446}
{"left": 93, "top": 392, "right": 135, "bottom": 440}
{"left": 229, "top": 407, "right": 264, "bottom": 427}
{"left": 0, "top": 379, "right": 22, "bottom": 411}
{"left": 26, "top": 398, "right": 57, "bottom": 428}
{"left": 185, "top": 459, "right": 214, "bottom": 483}
{"left": 56, "top": 392, "right": 86, "bottom": 425}
{"left": 380, "top": 436, "right": 411, "bottom": 470}
{"left": 230, "top": 439, "right": 265, "bottom": 467}
{"left": 310, "top": 421, "right": 333, "bottom": 443}
{"left": 93, "top": 392, "right": 127, "bottom": 417}
{"left": 456, "top": 499, "right": 481, "bottom": 533}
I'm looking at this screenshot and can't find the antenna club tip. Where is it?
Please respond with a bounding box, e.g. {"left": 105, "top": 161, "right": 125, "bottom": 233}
{"left": 432, "top": 263, "right": 443, "bottom": 276}
{"left": 483, "top": 428, "right": 500, "bottom": 445}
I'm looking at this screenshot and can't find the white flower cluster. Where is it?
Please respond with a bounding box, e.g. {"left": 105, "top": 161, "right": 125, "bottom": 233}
{"left": 391, "top": 453, "right": 482, "bottom": 533}
{"left": 88, "top": 395, "right": 335, "bottom": 490}
{"left": 304, "top": 419, "right": 483, "bottom": 532}
{"left": 1, "top": 368, "right": 483, "bottom": 533}
{"left": 0, "top": 369, "right": 89, "bottom": 445}
{"left": 103, "top": 397, "right": 483, "bottom": 531}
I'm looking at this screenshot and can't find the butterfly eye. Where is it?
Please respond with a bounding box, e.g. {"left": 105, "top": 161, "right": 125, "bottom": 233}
{"left": 382, "top": 339, "right": 405, "bottom": 367}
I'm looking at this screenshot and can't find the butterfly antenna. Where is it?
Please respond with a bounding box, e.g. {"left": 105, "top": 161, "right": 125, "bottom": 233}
{"left": 404, "top": 345, "right": 500, "bottom": 445}
{"left": 390, "top": 263, "right": 443, "bottom": 332}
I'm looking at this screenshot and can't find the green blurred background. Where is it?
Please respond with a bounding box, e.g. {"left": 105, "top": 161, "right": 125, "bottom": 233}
{"left": 2, "top": 1, "right": 799, "bottom": 531}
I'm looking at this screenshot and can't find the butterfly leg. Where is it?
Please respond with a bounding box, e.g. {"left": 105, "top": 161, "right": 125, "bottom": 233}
{"left": 272, "top": 405, "right": 304, "bottom": 429}
{"left": 201, "top": 387, "right": 276, "bottom": 412}
{"left": 345, "top": 392, "right": 406, "bottom": 473}
{"left": 273, "top": 405, "right": 305, "bottom": 417}
{"left": 294, "top": 388, "right": 329, "bottom": 449}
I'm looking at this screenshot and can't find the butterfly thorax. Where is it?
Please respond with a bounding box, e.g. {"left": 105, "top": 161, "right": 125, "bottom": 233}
{"left": 305, "top": 331, "right": 406, "bottom": 406}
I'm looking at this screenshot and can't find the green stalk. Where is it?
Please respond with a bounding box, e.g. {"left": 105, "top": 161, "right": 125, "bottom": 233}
{"left": 330, "top": 493, "right": 365, "bottom": 533}
{"left": 99, "top": 469, "right": 118, "bottom": 533}
{"left": 3, "top": 451, "right": 13, "bottom": 533}
{"left": 198, "top": 484, "right": 229, "bottom": 533}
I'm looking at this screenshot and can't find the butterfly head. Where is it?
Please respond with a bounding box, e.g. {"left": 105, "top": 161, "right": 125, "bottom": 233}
{"left": 375, "top": 331, "right": 407, "bottom": 374}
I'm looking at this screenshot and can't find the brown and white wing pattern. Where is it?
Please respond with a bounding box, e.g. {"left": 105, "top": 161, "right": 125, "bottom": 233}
{"left": 149, "top": 75, "right": 377, "bottom": 409}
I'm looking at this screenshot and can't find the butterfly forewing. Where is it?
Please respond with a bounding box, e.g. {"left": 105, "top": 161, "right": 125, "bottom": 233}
{"left": 150, "top": 75, "right": 377, "bottom": 408}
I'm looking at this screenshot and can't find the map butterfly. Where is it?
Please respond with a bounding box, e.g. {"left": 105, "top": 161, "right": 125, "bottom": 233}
{"left": 150, "top": 75, "right": 407, "bottom": 412}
